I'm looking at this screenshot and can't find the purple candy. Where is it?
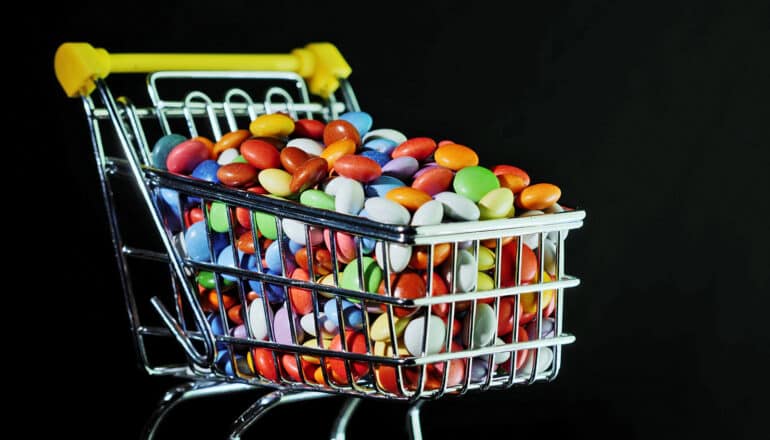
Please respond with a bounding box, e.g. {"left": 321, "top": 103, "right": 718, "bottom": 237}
{"left": 382, "top": 156, "right": 419, "bottom": 181}
{"left": 527, "top": 317, "right": 555, "bottom": 340}
{"left": 273, "top": 306, "right": 304, "bottom": 345}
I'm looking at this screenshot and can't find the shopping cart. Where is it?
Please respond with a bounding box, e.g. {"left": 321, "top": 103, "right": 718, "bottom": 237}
{"left": 55, "top": 42, "right": 586, "bottom": 439}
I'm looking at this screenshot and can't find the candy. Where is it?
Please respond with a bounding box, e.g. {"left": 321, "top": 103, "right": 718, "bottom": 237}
{"left": 360, "top": 149, "right": 390, "bottom": 167}
{"left": 392, "top": 137, "right": 437, "bottom": 161}
{"left": 363, "top": 128, "right": 407, "bottom": 145}
{"left": 339, "top": 111, "right": 373, "bottom": 137}
{"left": 293, "top": 119, "right": 325, "bottom": 140}
{"left": 290, "top": 157, "right": 328, "bottom": 193}
{"left": 286, "top": 137, "right": 324, "bottom": 156}
{"left": 258, "top": 168, "right": 293, "bottom": 197}
{"left": 320, "top": 139, "right": 357, "bottom": 170}
{"left": 213, "top": 130, "right": 250, "bottom": 157}
{"left": 323, "top": 120, "right": 361, "bottom": 146}
{"left": 433, "top": 192, "right": 480, "bottom": 221}
{"left": 299, "top": 189, "right": 335, "bottom": 211}
{"left": 453, "top": 166, "right": 500, "bottom": 202}
{"left": 518, "top": 183, "right": 561, "bottom": 210}
{"left": 217, "top": 162, "right": 258, "bottom": 187}
{"left": 365, "top": 176, "right": 405, "bottom": 197}
{"left": 251, "top": 348, "right": 279, "bottom": 381}
{"left": 273, "top": 305, "right": 304, "bottom": 344}
{"left": 433, "top": 143, "right": 478, "bottom": 170}
{"left": 191, "top": 159, "right": 220, "bottom": 183}
{"left": 289, "top": 268, "right": 314, "bottom": 315}
{"left": 331, "top": 178, "right": 365, "bottom": 215}
{"left": 240, "top": 139, "right": 281, "bottom": 170}
{"left": 375, "top": 242, "right": 412, "bottom": 273}
{"left": 334, "top": 154, "right": 382, "bottom": 183}
{"left": 478, "top": 188, "right": 514, "bottom": 219}
{"left": 519, "top": 346, "right": 553, "bottom": 376}
{"left": 249, "top": 113, "right": 295, "bottom": 138}
{"left": 248, "top": 297, "right": 270, "bottom": 340}
{"left": 185, "top": 221, "right": 227, "bottom": 262}
{"left": 378, "top": 271, "right": 426, "bottom": 317}
{"left": 463, "top": 303, "right": 496, "bottom": 348}
{"left": 364, "top": 197, "right": 410, "bottom": 225}
{"left": 327, "top": 331, "right": 369, "bottom": 381}
{"left": 404, "top": 315, "right": 446, "bottom": 356}
{"left": 363, "top": 138, "right": 398, "bottom": 155}
{"left": 476, "top": 246, "right": 496, "bottom": 271}
{"left": 340, "top": 256, "right": 382, "bottom": 293}
{"left": 217, "top": 148, "right": 240, "bottom": 165}
{"left": 411, "top": 166, "right": 454, "bottom": 196}
{"left": 385, "top": 187, "right": 432, "bottom": 211}
{"left": 208, "top": 202, "right": 231, "bottom": 233}
{"left": 382, "top": 156, "right": 419, "bottom": 181}
{"left": 151, "top": 134, "right": 186, "bottom": 169}
{"left": 323, "top": 298, "right": 363, "bottom": 329}
{"left": 166, "top": 139, "right": 209, "bottom": 174}
{"left": 410, "top": 200, "right": 444, "bottom": 226}
{"left": 369, "top": 313, "right": 409, "bottom": 341}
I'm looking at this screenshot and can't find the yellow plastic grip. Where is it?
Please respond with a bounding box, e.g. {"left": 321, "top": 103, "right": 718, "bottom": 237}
{"left": 54, "top": 42, "right": 351, "bottom": 98}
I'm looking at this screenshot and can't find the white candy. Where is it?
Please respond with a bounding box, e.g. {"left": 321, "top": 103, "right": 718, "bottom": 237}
{"left": 282, "top": 219, "right": 323, "bottom": 246}
{"left": 404, "top": 315, "right": 446, "bottom": 356}
{"left": 463, "top": 303, "right": 496, "bottom": 348}
{"left": 519, "top": 346, "right": 554, "bottom": 376}
{"left": 286, "top": 137, "right": 323, "bottom": 156}
{"left": 410, "top": 199, "right": 444, "bottom": 226}
{"left": 434, "top": 192, "right": 480, "bottom": 221}
{"left": 364, "top": 197, "right": 411, "bottom": 225}
{"left": 375, "top": 242, "right": 411, "bottom": 273}
{"left": 330, "top": 178, "right": 364, "bottom": 215}
{"left": 248, "top": 298, "right": 269, "bottom": 341}
{"left": 217, "top": 148, "right": 240, "bottom": 165}
{"left": 362, "top": 128, "right": 408, "bottom": 145}
{"left": 442, "top": 249, "right": 477, "bottom": 293}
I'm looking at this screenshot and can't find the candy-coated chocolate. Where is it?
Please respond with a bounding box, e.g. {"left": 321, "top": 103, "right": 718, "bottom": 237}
{"left": 300, "top": 189, "right": 335, "bottom": 211}
{"left": 332, "top": 178, "right": 365, "bottom": 215}
{"left": 477, "top": 246, "right": 496, "bottom": 271}
{"left": 295, "top": 247, "right": 333, "bottom": 275}
{"left": 392, "top": 137, "right": 437, "bottom": 161}
{"left": 433, "top": 192, "right": 480, "bottom": 221}
{"left": 151, "top": 134, "right": 186, "bottom": 169}
{"left": 282, "top": 353, "right": 316, "bottom": 382}
{"left": 166, "top": 139, "right": 209, "bottom": 174}
{"left": 492, "top": 164, "right": 530, "bottom": 186}
{"left": 478, "top": 187, "right": 514, "bottom": 219}
{"left": 290, "top": 157, "right": 328, "bottom": 193}
{"left": 327, "top": 331, "right": 369, "bottom": 381}
{"left": 323, "top": 229, "right": 357, "bottom": 264}
{"left": 369, "top": 313, "right": 409, "bottom": 341}
{"left": 236, "top": 230, "right": 256, "bottom": 254}
{"left": 258, "top": 168, "right": 293, "bottom": 197}
{"left": 463, "top": 303, "right": 496, "bottom": 349}
{"left": 410, "top": 200, "right": 444, "bottom": 226}
{"left": 251, "top": 348, "right": 279, "bottom": 381}
{"left": 377, "top": 271, "right": 426, "bottom": 317}
{"left": 518, "top": 183, "right": 561, "bottom": 210}
{"left": 362, "top": 128, "right": 407, "bottom": 145}
{"left": 248, "top": 297, "right": 269, "bottom": 340}
{"left": 433, "top": 144, "right": 478, "bottom": 170}
{"left": 404, "top": 315, "right": 446, "bottom": 356}
{"left": 273, "top": 305, "right": 304, "bottom": 345}
{"left": 496, "top": 297, "right": 523, "bottom": 336}
{"left": 287, "top": 137, "right": 324, "bottom": 156}
{"left": 279, "top": 147, "right": 310, "bottom": 173}
{"left": 497, "top": 173, "right": 529, "bottom": 193}
{"left": 363, "top": 138, "right": 398, "bottom": 155}
{"left": 289, "top": 268, "right": 314, "bottom": 315}
{"left": 382, "top": 156, "right": 419, "bottom": 181}
{"left": 409, "top": 243, "right": 451, "bottom": 270}
{"left": 412, "top": 166, "right": 454, "bottom": 196}
{"left": 365, "top": 175, "right": 405, "bottom": 197}
{"left": 375, "top": 242, "right": 412, "bottom": 273}
{"left": 208, "top": 202, "right": 231, "bottom": 233}
{"left": 323, "top": 298, "right": 363, "bottom": 329}
{"left": 340, "top": 256, "right": 382, "bottom": 293}
{"left": 323, "top": 120, "right": 361, "bottom": 146}
{"left": 339, "top": 111, "right": 373, "bottom": 137}
{"left": 282, "top": 218, "right": 323, "bottom": 246}
{"left": 191, "top": 160, "right": 220, "bottom": 183}
{"left": 519, "top": 346, "right": 553, "bottom": 376}
{"left": 217, "top": 148, "right": 240, "bottom": 165}
{"left": 249, "top": 113, "right": 295, "bottom": 138}
{"left": 293, "top": 119, "right": 325, "bottom": 140}
{"left": 217, "top": 162, "right": 258, "bottom": 187}
{"left": 320, "top": 139, "right": 357, "bottom": 170}
{"left": 364, "top": 197, "right": 410, "bottom": 225}
{"left": 360, "top": 149, "right": 390, "bottom": 167}
{"left": 240, "top": 139, "right": 281, "bottom": 170}
{"left": 442, "top": 249, "right": 477, "bottom": 292}
{"left": 500, "top": 240, "right": 538, "bottom": 286}
{"left": 184, "top": 221, "right": 227, "bottom": 262}
{"left": 453, "top": 166, "right": 500, "bottom": 202}
{"left": 213, "top": 130, "right": 250, "bottom": 156}
{"left": 192, "top": 136, "right": 216, "bottom": 159}
{"left": 385, "top": 187, "right": 432, "bottom": 211}
{"left": 334, "top": 154, "right": 382, "bottom": 183}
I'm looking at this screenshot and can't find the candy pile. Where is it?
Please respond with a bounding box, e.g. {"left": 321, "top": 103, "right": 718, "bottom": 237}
{"left": 152, "top": 111, "right": 567, "bottom": 393}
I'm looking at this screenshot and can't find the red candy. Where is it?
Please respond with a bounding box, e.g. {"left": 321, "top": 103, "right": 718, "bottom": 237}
{"left": 217, "top": 162, "right": 259, "bottom": 187}
{"left": 500, "top": 239, "right": 538, "bottom": 287}
{"left": 378, "top": 271, "right": 426, "bottom": 317}
{"left": 327, "top": 331, "right": 369, "bottom": 383}
{"left": 392, "top": 137, "right": 437, "bottom": 161}
{"left": 240, "top": 139, "right": 281, "bottom": 170}
{"left": 293, "top": 119, "right": 325, "bottom": 140}
{"left": 411, "top": 166, "right": 454, "bottom": 196}
{"left": 334, "top": 154, "right": 382, "bottom": 182}
{"left": 166, "top": 139, "right": 209, "bottom": 174}
{"left": 323, "top": 120, "right": 361, "bottom": 146}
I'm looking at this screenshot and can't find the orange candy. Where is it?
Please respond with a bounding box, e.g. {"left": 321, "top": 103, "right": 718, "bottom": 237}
{"left": 409, "top": 243, "right": 451, "bottom": 270}
{"left": 498, "top": 173, "right": 529, "bottom": 194}
{"left": 433, "top": 143, "right": 478, "bottom": 170}
{"left": 289, "top": 268, "right": 314, "bottom": 315}
{"left": 323, "top": 120, "right": 361, "bottom": 146}
{"left": 320, "top": 139, "right": 356, "bottom": 170}
{"left": 192, "top": 136, "right": 216, "bottom": 159}
{"left": 385, "top": 187, "right": 432, "bottom": 211}
{"left": 326, "top": 331, "right": 369, "bottom": 384}
{"left": 251, "top": 348, "right": 279, "bottom": 381}
{"left": 213, "top": 129, "right": 250, "bottom": 156}
{"left": 518, "top": 183, "right": 561, "bottom": 210}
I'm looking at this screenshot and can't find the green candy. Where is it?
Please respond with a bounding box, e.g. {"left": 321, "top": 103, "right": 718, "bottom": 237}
{"left": 208, "top": 202, "right": 230, "bottom": 233}
{"left": 196, "top": 271, "right": 233, "bottom": 289}
{"left": 253, "top": 195, "right": 284, "bottom": 240}
{"left": 452, "top": 166, "right": 500, "bottom": 203}
{"left": 233, "top": 155, "right": 248, "bottom": 164}
{"left": 300, "top": 189, "right": 335, "bottom": 211}
{"left": 341, "top": 257, "right": 382, "bottom": 293}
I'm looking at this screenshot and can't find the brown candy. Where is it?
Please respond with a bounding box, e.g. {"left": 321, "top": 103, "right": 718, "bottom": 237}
{"left": 217, "top": 163, "right": 259, "bottom": 187}
{"left": 280, "top": 147, "right": 311, "bottom": 174}
{"left": 290, "top": 157, "right": 328, "bottom": 193}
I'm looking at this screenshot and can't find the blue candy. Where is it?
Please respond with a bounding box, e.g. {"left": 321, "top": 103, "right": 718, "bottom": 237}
{"left": 363, "top": 138, "right": 397, "bottom": 155}
{"left": 365, "top": 175, "right": 406, "bottom": 197}
{"left": 288, "top": 240, "right": 304, "bottom": 255}
{"left": 360, "top": 149, "right": 391, "bottom": 167}
{"left": 185, "top": 221, "right": 228, "bottom": 262}
{"left": 217, "top": 245, "right": 256, "bottom": 281}
{"left": 324, "top": 299, "right": 363, "bottom": 329}
{"left": 191, "top": 159, "right": 220, "bottom": 183}
{"left": 339, "top": 111, "right": 373, "bottom": 137}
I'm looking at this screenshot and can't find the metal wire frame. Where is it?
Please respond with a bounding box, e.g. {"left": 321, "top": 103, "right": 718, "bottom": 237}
{"left": 80, "top": 69, "right": 584, "bottom": 435}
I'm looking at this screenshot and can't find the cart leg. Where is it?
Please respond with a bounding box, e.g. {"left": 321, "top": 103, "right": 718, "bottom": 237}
{"left": 330, "top": 398, "right": 362, "bottom": 440}
{"left": 144, "top": 381, "right": 255, "bottom": 440}
{"left": 406, "top": 400, "right": 426, "bottom": 440}
{"left": 228, "top": 390, "right": 330, "bottom": 440}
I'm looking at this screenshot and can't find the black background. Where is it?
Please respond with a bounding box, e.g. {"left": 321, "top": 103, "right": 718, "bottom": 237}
{"left": 22, "top": 1, "right": 769, "bottom": 438}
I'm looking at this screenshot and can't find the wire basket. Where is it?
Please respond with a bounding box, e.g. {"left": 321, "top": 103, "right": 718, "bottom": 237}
{"left": 56, "top": 42, "right": 585, "bottom": 437}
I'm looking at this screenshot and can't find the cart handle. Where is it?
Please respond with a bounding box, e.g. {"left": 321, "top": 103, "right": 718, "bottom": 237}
{"left": 54, "top": 42, "right": 351, "bottom": 99}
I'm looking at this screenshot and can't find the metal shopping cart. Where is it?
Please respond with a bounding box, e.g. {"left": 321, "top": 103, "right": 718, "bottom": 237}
{"left": 55, "top": 42, "right": 586, "bottom": 439}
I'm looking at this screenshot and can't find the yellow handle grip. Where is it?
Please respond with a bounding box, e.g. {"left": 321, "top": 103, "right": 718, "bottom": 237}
{"left": 54, "top": 42, "right": 351, "bottom": 98}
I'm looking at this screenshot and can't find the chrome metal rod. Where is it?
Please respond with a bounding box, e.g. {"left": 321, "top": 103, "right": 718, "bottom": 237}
{"left": 228, "top": 391, "right": 331, "bottom": 440}
{"left": 330, "top": 398, "right": 363, "bottom": 440}
{"left": 406, "top": 400, "right": 426, "bottom": 440}
{"left": 144, "top": 382, "right": 256, "bottom": 440}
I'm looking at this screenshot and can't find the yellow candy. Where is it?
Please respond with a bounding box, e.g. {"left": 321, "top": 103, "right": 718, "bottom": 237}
{"left": 320, "top": 139, "right": 356, "bottom": 170}
{"left": 258, "top": 168, "right": 293, "bottom": 197}
{"left": 369, "top": 313, "right": 409, "bottom": 341}
{"left": 249, "top": 113, "right": 295, "bottom": 138}
{"left": 477, "top": 271, "right": 495, "bottom": 291}
{"left": 477, "top": 246, "right": 496, "bottom": 271}
{"left": 301, "top": 338, "right": 331, "bottom": 364}
{"left": 521, "top": 272, "right": 555, "bottom": 313}
{"left": 373, "top": 339, "right": 410, "bottom": 357}
{"left": 478, "top": 187, "right": 514, "bottom": 219}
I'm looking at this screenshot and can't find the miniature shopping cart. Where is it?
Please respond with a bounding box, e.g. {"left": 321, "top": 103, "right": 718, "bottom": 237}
{"left": 55, "top": 42, "right": 586, "bottom": 439}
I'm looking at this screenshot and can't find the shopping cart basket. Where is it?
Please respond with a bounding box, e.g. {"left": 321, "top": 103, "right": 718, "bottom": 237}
{"left": 55, "top": 42, "right": 586, "bottom": 439}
